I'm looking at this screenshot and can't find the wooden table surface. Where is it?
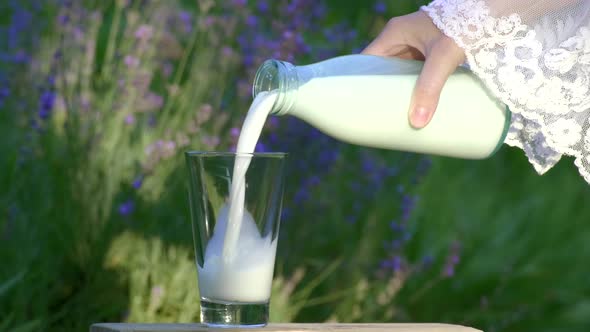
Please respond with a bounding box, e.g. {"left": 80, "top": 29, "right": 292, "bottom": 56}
{"left": 90, "top": 323, "right": 482, "bottom": 332}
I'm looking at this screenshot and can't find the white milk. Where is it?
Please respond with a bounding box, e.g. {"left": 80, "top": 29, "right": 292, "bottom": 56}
{"left": 291, "top": 74, "right": 507, "bottom": 159}
{"left": 198, "top": 92, "right": 278, "bottom": 303}
{"left": 197, "top": 203, "right": 278, "bottom": 302}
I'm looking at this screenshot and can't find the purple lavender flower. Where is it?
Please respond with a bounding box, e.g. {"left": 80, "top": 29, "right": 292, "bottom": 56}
{"left": 257, "top": 1, "right": 270, "bottom": 12}
{"left": 8, "top": 8, "right": 33, "bottom": 49}
{"left": 255, "top": 142, "right": 268, "bottom": 152}
{"left": 242, "top": 55, "right": 254, "bottom": 67}
{"left": 231, "top": 0, "right": 247, "bottom": 7}
{"left": 381, "top": 256, "right": 403, "bottom": 272}
{"left": 311, "top": 3, "right": 327, "bottom": 18}
{"left": 282, "top": 30, "right": 294, "bottom": 40}
{"left": 124, "top": 55, "right": 140, "bottom": 68}
{"left": 443, "top": 265, "right": 455, "bottom": 277}
{"left": 178, "top": 11, "right": 192, "bottom": 33}
{"left": 58, "top": 14, "right": 69, "bottom": 25}
{"left": 246, "top": 15, "right": 258, "bottom": 27}
{"left": 161, "top": 62, "right": 173, "bottom": 77}
{"left": 11, "top": 50, "right": 30, "bottom": 64}
{"left": 203, "top": 16, "right": 215, "bottom": 28}
{"left": 374, "top": 1, "right": 387, "bottom": 14}
{"left": 268, "top": 132, "right": 280, "bottom": 145}
{"left": 148, "top": 114, "right": 157, "bottom": 127}
{"left": 307, "top": 175, "right": 321, "bottom": 186}
{"left": 392, "top": 256, "right": 403, "bottom": 271}
{"left": 400, "top": 195, "right": 416, "bottom": 221}
{"left": 362, "top": 155, "right": 377, "bottom": 173}
{"left": 145, "top": 139, "right": 177, "bottom": 161}
{"left": 230, "top": 127, "right": 240, "bottom": 139}
{"left": 125, "top": 114, "right": 135, "bottom": 125}
{"left": 0, "top": 86, "right": 10, "bottom": 106}
{"left": 134, "top": 25, "right": 154, "bottom": 41}
{"left": 318, "top": 149, "right": 339, "bottom": 167}
{"left": 46, "top": 74, "right": 56, "bottom": 86}
{"left": 118, "top": 200, "right": 135, "bottom": 216}
{"left": 49, "top": 44, "right": 61, "bottom": 59}
{"left": 137, "top": 91, "right": 164, "bottom": 112}
{"left": 294, "top": 187, "right": 310, "bottom": 205}
{"left": 222, "top": 46, "right": 234, "bottom": 58}
{"left": 72, "top": 27, "right": 84, "bottom": 41}
{"left": 202, "top": 135, "right": 220, "bottom": 149}
{"left": 413, "top": 157, "right": 433, "bottom": 183}
{"left": 38, "top": 91, "right": 56, "bottom": 119}
{"left": 163, "top": 141, "right": 176, "bottom": 155}
{"left": 132, "top": 175, "right": 143, "bottom": 189}
{"left": 309, "top": 128, "right": 324, "bottom": 139}
{"left": 286, "top": 0, "right": 305, "bottom": 14}
{"left": 145, "top": 92, "right": 164, "bottom": 110}
{"left": 442, "top": 241, "right": 462, "bottom": 278}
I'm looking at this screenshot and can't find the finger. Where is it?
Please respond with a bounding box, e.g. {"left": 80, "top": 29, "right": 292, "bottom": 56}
{"left": 409, "top": 37, "right": 465, "bottom": 128}
{"left": 361, "top": 17, "right": 411, "bottom": 57}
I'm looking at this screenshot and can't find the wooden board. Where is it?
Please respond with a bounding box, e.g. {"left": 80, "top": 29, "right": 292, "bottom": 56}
{"left": 90, "top": 323, "right": 482, "bottom": 332}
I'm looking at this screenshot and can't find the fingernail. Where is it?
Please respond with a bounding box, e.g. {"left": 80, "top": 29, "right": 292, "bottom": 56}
{"left": 410, "top": 106, "right": 431, "bottom": 128}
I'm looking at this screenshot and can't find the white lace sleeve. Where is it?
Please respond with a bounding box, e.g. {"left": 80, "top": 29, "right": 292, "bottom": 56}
{"left": 421, "top": 0, "right": 590, "bottom": 184}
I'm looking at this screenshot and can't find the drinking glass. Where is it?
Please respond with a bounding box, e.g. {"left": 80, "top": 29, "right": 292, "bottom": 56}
{"left": 185, "top": 151, "right": 286, "bottom": 327}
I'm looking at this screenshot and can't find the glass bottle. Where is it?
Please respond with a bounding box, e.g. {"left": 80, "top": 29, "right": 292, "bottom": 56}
{"left": 253, "top": 54, "right": 511, "bottom": 159}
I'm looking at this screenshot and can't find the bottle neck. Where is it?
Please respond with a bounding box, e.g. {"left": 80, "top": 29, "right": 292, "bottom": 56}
{"left": 252, "top": 59, "right": 299, "bottom": 116}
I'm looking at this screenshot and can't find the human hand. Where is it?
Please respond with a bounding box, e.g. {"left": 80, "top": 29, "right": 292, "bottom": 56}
{"left": 361, "top": 11, "right": 466, "bottom": 129}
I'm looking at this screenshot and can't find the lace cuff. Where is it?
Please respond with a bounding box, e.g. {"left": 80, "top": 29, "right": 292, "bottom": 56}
{"left": 422, "top": 0, "right": 590, "bottom": 183}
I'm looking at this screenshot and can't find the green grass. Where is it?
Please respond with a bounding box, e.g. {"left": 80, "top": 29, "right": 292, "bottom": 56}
{"left": 404, "top": 147, "right": 590, "bottom": 331}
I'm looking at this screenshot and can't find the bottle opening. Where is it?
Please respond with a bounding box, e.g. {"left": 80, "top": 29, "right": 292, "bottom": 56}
{"left": 253, "top": 60, "right": 281, "bottom": 97}
{"left": 252, "top": 59, "right": 298, "bottom": 116}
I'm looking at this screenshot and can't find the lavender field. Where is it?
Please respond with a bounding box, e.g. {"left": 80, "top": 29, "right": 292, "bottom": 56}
{"left": 1, "top": 1, "right": 590, "bottom": 331}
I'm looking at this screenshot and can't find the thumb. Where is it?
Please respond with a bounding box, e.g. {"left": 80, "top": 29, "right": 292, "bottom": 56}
{"left": 409, "top": 38, "right": 464, "bottom": 129}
